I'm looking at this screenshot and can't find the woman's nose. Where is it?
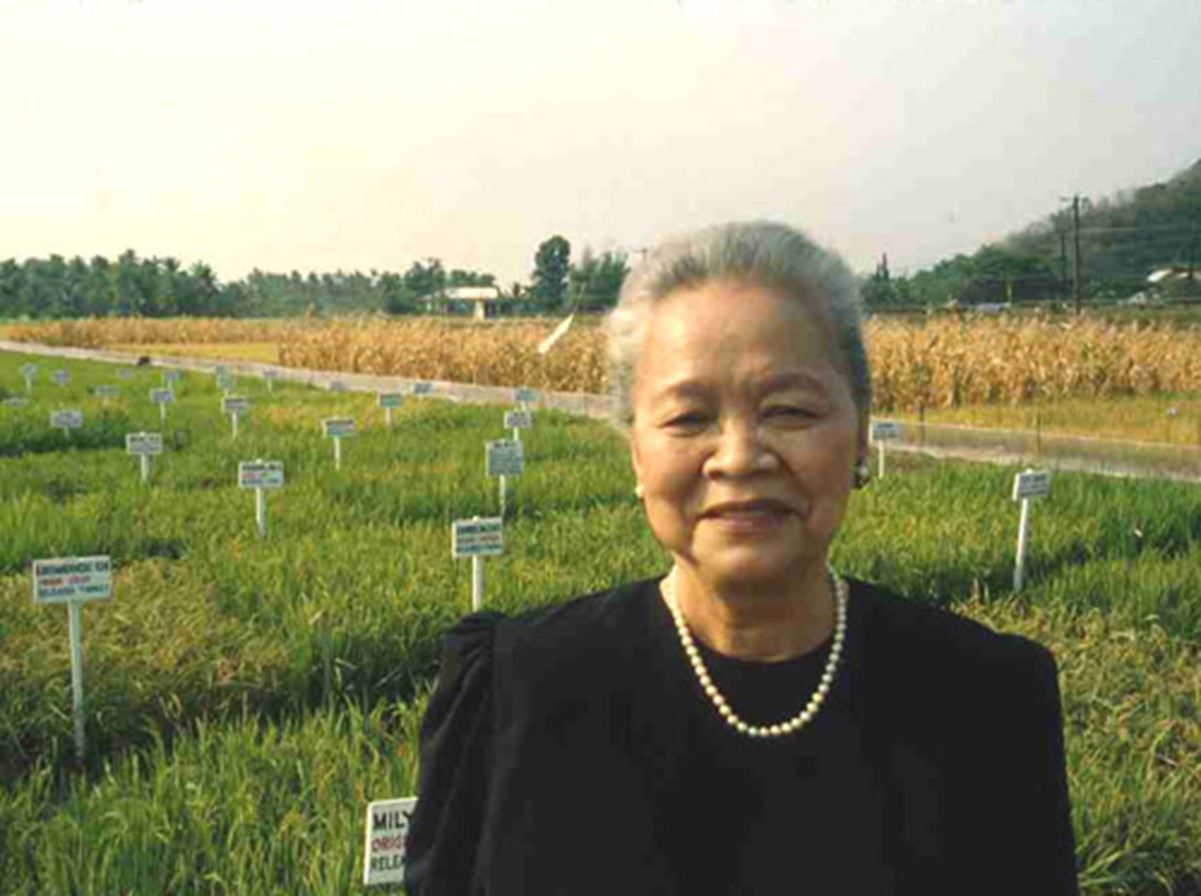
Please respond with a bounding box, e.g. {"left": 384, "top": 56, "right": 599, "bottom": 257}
{"left": 704, "top": 419, "right": 772, "bottom": 478}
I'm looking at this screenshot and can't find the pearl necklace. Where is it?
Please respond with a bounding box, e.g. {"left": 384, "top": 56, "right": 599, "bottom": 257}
{"left": 661, "top": 567, "right": 849, "bottom": 739}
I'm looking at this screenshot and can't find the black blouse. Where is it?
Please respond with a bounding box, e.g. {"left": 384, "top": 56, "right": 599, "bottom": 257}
{"left": 404, "top": 576, "right": 1079, "bottom": 895}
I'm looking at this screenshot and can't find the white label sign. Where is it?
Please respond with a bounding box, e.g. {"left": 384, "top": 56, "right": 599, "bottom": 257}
{"left": 452, "top": 517, "right": 504, "bottom": 557}
{"left": 486, "top": 439, "right": 525, "bottom": 477}
{"left": 223, "top": 396, "right": 250, "bottom": 415}
{"left": 52, "top": 370, "right": 69, "bottom": 385}
{"left": 412, "top": 382, "right": 434, "bottom": 396}
{"left": 328, "top": 381, "right": 347, "bottom": 393}
{"left": 50, "top": 410, "right": 83, "bottom": 429}
{"left": 871, "top": 421, "right": 903, "bottom": 442}
{"left": 1013, "top": 470, "right": 1052, "bottom": 500}
{"left": 514, "top": 387, "right": 539, "bottom": 404}
{"left": 150, "top": 389, "right": 175, "bottom": 404}
{"left": 362, "top": 797, "right": 418, "bottom": 886}
{"left": 4, "top": 397, "right": 28, "bottom": 407}
{"left": 93, "top": 385, "right": 120, "bottom": 399}
{"left": 323, "top": 418, "right": 356, "bottom": 438}
{"left": 215, "top": 365, "right": 229, "bottom": 376}
{"left": 163, "top": 370, "right": 182, "bottom": 384}
{"left": 32, "top": 555, "right": 112, "bottom": 604}
{"left": 262, "top": 370, "right": 278, "bottom": 380}
{"left": 126, "top": 432, "right": 163, "bottom": 455}
{"left": 216, "top": 374, "right": 232, "bottom": 390}
{"left": 21, "top": 363, "right": 38, "bottom": 376}
{"left": 504, "top": 410, "right": 532, "bottom": 430}
{"left": 377, "top": 392, "right": 403, "bottom": 409}
{"left": 239, "top": 460, "right": 284, "bottom": 489}
{"left": 118, "top": 368, "right": 133, "bottom": 380}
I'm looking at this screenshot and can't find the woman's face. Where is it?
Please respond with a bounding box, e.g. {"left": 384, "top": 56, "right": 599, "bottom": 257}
{"left": 630, "top": 279, "right": 866, "bottom": 590}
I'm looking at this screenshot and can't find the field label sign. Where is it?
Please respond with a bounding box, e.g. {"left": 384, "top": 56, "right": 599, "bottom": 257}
{"left": 1012, "top": 468, "right": 1051, "bottom": 592}
{"left": 1013, "top": 470, "right": 1052, "bottom": 500}
{"left": 514, "top": 387, "right": 539, "bottom": 405}
{"left": 52, "top": 370, "right": 69, "bottom": 386}
{"left": 412, "top": 382, "right": 434, "bottom": 396}
{"left": 118, "top": 368, "right": 133, "bottom": 380}
{"left": 239, "top": 461, "right": 284, "bottom": 489}
{"left": 50, "top": 410, "right": 83, "bottom": 430}
{"left": 150, "top": 388, "right": 175, "bottom": 404}
{"left": 163, "top": 370, "right": 182, "bottom": 384}
{"left": 4, "top": 397, "right": 27, "bottom": 407}
{"left": 32, "top": 554, "right": 114, "bottom": 760}
{"left": 32, "top": 556, "right": 112, "bottom": 604}
{"left": 870, "top": 421, "right": 902, "bottom": 442}
{"left": 93, "top": 385, "right": 120, "bottom": 400}
{"left": 452, "top": 517, "right": 504, "bottom": 557}
{"left": 362, "top": 797, "right": 418, "bottom": 886}
{"left": 323, "top": 418, "right": 356, "bottom": 438}
{"left": 223, "top": 396, "right": 250, "bottom": 415}
{"left": 126, "top": 433, "right": 163, "bottom": 455}
{"left": 328, "top": 380, "right": 347, "bottom": 393}
{"left": 486, "top": 440, "right": 524, "bottom": 477}
{"left": 504, "top": 410, "right": 532, "bottom": 430}
{"left": 378, "top": 393, "right": 403, "bottom": 409}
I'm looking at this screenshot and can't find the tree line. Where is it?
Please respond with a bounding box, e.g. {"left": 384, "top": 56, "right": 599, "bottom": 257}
{"left": 863, "top": 155, "right": 1201, "bottom": 309}
{"left": 0, "top": 238, "right": 633, "bottom": 320}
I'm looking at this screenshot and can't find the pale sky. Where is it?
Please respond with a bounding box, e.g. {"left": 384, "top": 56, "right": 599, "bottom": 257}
{"left": 2, "top": 0, "right": 1198, "bottom": 286}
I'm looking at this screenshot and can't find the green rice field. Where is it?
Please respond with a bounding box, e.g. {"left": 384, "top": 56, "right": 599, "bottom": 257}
{"left": 0, "top": 350, "right": 1198, "bottom": 894}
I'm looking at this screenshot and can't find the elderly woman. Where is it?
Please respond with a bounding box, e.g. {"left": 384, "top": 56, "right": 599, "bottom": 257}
{"left": 404, "top": 221, "right": 1079, "bottom": 895}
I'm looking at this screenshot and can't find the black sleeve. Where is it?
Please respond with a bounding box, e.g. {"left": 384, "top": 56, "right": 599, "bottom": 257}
{"left": 993, "top": 642, "right": 1081, "bottom": 896}
{"left": 404, "top": 611, "right": 503, "bottom": 895}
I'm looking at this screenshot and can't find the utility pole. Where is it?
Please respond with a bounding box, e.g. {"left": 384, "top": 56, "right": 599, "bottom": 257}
{"left": 1060, "top": 195, "right": 1083, "bottom": 313}
{"left": 1058, "top": 229, "right": 1068, "bottom": 300}
{"left": 1072, "top": 195, "right": 1082, "bottom": 314}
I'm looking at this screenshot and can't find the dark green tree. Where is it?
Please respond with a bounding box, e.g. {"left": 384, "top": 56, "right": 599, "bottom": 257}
{"left": 532, "top": 235, "right": 571, "bottom": 311}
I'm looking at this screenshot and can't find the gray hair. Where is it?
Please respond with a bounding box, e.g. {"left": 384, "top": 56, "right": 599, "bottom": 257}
{"left": 605, "top": 220, "right": 871, "bottom": 431}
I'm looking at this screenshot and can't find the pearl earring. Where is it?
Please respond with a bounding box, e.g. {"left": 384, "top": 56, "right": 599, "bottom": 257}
{"left": 634, "top": 483, "right": 645, "bottom": 499}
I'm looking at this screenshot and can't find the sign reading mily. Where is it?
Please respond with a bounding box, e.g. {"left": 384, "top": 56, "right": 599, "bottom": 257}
{"left": 362, "top": 797, "right": 418, "bottom": 886}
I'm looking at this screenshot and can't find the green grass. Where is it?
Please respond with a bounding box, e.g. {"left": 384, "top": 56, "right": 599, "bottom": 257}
{"left": 0, "top": 350, "right": 1198, "bottom": 894}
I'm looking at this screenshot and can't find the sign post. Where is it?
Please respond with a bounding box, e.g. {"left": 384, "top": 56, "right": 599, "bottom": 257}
{"left": 32, "top": 555, "right": 112, "bottom": 759}
{"left": 52, "top": 369, "right": 69, "bottom": 388}
{"left": 223, "top": 396, "right": 250, "bottom": 439}
{"left": 163, "top": 370, "right": 182, "bottom": 389}
{"left": 378, "top": 392, "right": 403, "bottom": 428}
{"left": 262, "top": 369, "right": 278, "bottom": 392}
{"left": 93, "top": 385, "right": 119, "bottom": 407}
{"left": 1011, "top": 469, "right": 1051, "bottom": 592}
{"left": 150, "top": 388, "right": 174, "bottom": 425}
{"left": 126, "top": 432, "right": 163, "bottom": 484}
{"left": 486, "top": 439, "right": 524, "bottom": 517}
{"left": 412, "top": 382, "right": 434, "bottom": 399}
{"left": 363, "top": 797, "right": 419, "bottom": 886}
{"left": 21, "top": 363, "right": 37, "bottom": 394}
{"left": 452, "top": 517, "right": 503, "bottom": 611}
{"left": 504, "top": 408, "right": 532, "bottom": 443}
{"left": 50, "top": 409, "right": 83, "bottom": 439}
{"left": 323, "top": 418, "right": 356, "bottom": 470}
{"left": 870, "top": 421, "right": 903, "bottom": 479}
{"left": 239, "top": 460, "right": 284, "bottom": 538}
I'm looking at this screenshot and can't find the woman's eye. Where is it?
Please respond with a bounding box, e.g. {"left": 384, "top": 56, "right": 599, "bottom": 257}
{"left": 666, "top": 412, "right": 708, "bottom": 427}
{"left": 765, "top": 406, "right": 813, "bottom": 419}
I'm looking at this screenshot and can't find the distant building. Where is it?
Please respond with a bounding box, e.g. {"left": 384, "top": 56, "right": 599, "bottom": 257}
{"left": 419, "top": 286, "right": 505, "bottom": 320}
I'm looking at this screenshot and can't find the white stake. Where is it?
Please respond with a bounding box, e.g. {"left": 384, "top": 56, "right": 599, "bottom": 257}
{"left": 472, "top": 554, "right": 484, "bottom": 612}
{"left": 159, "top": 403, "right": 167, "bottom": 425}
{"left": 1014, "top": 497, "right": 1032, "bottom": 592}
{"left": 878, "top": 442, "right": 887, "bottom": 479}
{"left": 499, "top": 474, "right": 507, "bottom": 516}
{"left": 24, "top": 374, "right": 33, "bottom": 394}
{"left": 255, "top": 487, "right": 266, "bottom": 538}
{"left": 385, "top": 407, "right": 393, "bottom": 428}
{"left": 67, "top": 601, "right": 86, "bottom": 758}
{"left": 231, "top": 413, "right": 239, "bottom": 439}
{"left": 334, "top": 436, "right": 342, "bottom": 470}
{"left": 140, "top": 454, "right": 151, "bottom": 484}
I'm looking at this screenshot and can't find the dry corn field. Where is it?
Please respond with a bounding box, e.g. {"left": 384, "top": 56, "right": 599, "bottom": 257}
{"left": 9, "top": 315, "right": 1201, "bottom": 411}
